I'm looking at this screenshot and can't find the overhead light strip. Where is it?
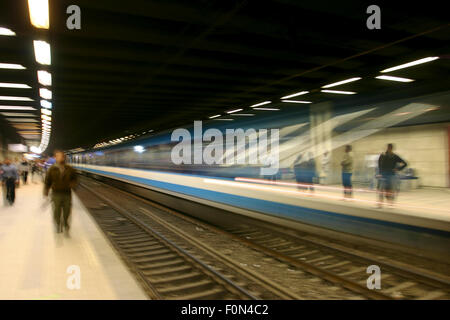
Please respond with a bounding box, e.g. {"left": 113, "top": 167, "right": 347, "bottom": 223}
{"left": 380, "top": 57, "right": 439, "bottom": 73}
{"left": 0, "top": 27, "right": 16, "bottom": 36}
{"left": 40, "top": 100, "right": 52, "bottom": 109}
{"left": 281, "top": 100, "right": 312, "bottom": 104}
{"left": 39, "top": 88, "right": 52, "bottom": 99}
{"left": 321, "top": 90, "right": 356, "bottom": 95}
{"left": 0, "top": 96, "right": 34, "bottom": 101}
{"left": 226, "top": 108, "right": 243, "bottom": 114}
{"left": 0, "top": 106, "right": 36, "bottom": 110}
{"left": 281, "top": 91, "right": 309, "bottom": 99}
{"left": 375, "top": 75, "right": 414, "bottom": 82}
{"left": 322, "top": 77, "right": 362, "bottom": 88}
{"left": 0, "top": 82, "right": 31, "bottom": 89}
{"left": 33, "top": 40, "right": 51, "bottom": 65}
{"left": 250, "top": 101, "right": 271, "bottom": 108}
{"left": 0, "top": 113, "right": 35, "bottom": 117}
{"left": 0, "top": 63, "right": 26, "bottom": 70}
{"left": 37, "top": 70, "right": 52, "bottom": 86}
{"left": 253, "top": 108, "right": 280, "bottom": 111}
{"left": 27, "top": 0, "right": 50, "bottom": 29}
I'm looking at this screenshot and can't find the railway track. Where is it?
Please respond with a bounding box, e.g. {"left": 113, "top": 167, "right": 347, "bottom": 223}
{"left": 77, "top": 182, "right": 301, "bottom": 300}
{"left": 77, "top": 176, "right": 450, "bottom": 300}
{"left": 223, "top": 225, "right": 450, "bottom": 300}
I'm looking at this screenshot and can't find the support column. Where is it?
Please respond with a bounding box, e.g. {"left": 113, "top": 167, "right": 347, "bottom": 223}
{"left": 309, "top": 102, "right": 333, "bottom": 184}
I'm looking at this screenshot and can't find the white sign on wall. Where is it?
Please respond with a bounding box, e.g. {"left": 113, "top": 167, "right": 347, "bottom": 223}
{"left": 8, "top": 144, "right": 28, "bottom": 153}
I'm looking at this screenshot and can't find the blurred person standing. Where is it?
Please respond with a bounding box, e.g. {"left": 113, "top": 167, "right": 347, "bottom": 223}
{"left": 13, "top": 157, "right": 21, "bottom": 187}
{"left": 321, "top": 151, "right": 331, "bottom": 184}
{"left": 294, "top": 152, "right": 316, "bottom": 193}
{"left": 19, "top": 157, "right": 30, "bottom": 185}
{"left": 0, "top": 160, "right": 6, "bottom": 206}
{"left": 377, "top": 144, "right": 407, "bottom": 208}
{"left": 1, "top": 159, "right": 19, "bottom": 206}
{"left": 340, "top": 145, "right": 354, "bottom": 199}
{"left": 31, "top": 160, "right": 39, "bottom": 183}
{"left": 44, "top": 151, "right": 78, "bottom": 234}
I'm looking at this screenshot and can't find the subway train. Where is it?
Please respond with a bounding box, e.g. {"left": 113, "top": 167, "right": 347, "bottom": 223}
{"left": 69, "top": 90, "right": 450, "bottom": 258}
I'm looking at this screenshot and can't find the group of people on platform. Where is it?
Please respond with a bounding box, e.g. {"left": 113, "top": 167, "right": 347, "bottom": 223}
{"left": 1, "top": 151, "right": 77, "bottom": 235}
{"left": 0, "top": 157, "right": 49, "bottom": 206}
{"left": 293, "top": 143, "right": 407, "bottom": 207}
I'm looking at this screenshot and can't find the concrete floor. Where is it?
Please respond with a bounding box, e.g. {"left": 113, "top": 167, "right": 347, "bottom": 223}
{"left": 0, "top": 181, "right": 148, "bottom": 300}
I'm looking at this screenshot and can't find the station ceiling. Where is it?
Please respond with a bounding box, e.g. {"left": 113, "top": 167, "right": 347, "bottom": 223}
{"left": 0, "top": 0, "right": 449, "bottom": 152}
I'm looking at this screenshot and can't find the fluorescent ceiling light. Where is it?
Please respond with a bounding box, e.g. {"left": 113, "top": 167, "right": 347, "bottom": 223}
{"left": 0, "top": 82, "right": 31, "bottom": 89}
{"left": 230, "top": 113, "right": 255, "bottom": 116}
{"left": 33, "top": 40, "right": 51, "bottom": 65}
{"left": 281, "top": 91, "right": 309, "bottom": 99}
{"left": 253, "top": 108, "right": 280, "bottom": 111}
{"left": 375, "top": 75, "right": 414, "bottom": 83}
{"left": 42, "top": 120, "right": 51, "bottom": 125}
{"left": 28, "top": 0, "right": 49, "bottom": 29}
{"left": 209, "top": 114, "right": 221, "bottom": 119}
{"left": 37, "top": 70, "right": 51, "bottom": 86}
{"left": 226, "top": 108, "right": 243, "bottom": 114}
{"left": 6, "top": 118, "right": 38, "bottom": 122}
{"left": 41, "top": 115, "right": 51, "bottom": 121}
{"left": 12, "top": 123, "right": 39, "bottom": 127}
{"left": 0, "top": 63, "right": 26, "bottom": 70}
{"left": 281, "top": 100, "right": 312, "bottom": 104}
{"left": 0, "top": 96, "right": 33, "bottom": 101}
{"left": 39, "top": 88, "right": 52, "bottom": 99}
{"left": 322, "top": 77, "right": 362, "bottom": 88}
{"left": 250, "top": 101, "right": 271, "bottom": 108}
{"left": 0, "top": 27, "right": 16, "bottom": 36}
{"left": 380, "top": 57, "right": 439, "bottom": 73}
{"left": 213, "top": 118, "right": 234, "bottom": 121}
{"left": 0, "top": 106, "right": 36, "bottom": 110}
{"left": 41, "top": 109, "right": 51, "bottom": 115}
{"left": 321, "top": 90, "right": 356, "bottom": 95}
{"left": 0, "top": 113, "right": 35, "bottom": 117}
{"left": 40, "top": 100, "right": 52, "bottom": 109}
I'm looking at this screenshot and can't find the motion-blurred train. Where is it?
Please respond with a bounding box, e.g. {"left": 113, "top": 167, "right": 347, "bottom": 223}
{"left": 70, "top": 91, "right": 450, "bottom": 258}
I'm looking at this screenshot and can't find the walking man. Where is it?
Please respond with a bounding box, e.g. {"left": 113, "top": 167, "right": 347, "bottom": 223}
{"left": 377, "top": 143, "right": 407, "bottom": 208}
{"left": 19, "top": 157, "right": 30, "bottom": 185}
{"left": 1, "top": 159, "right": 19, "bottom": 206}
{"left": 44, "top": 151, "right": 78, "bottom": 234}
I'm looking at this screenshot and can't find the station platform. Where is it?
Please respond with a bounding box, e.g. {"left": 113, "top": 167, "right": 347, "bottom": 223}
{"left": 233, "top": 177, "right": 450, "bottom": 228}
{"left": 0, "top": 182, "right": 148, "bottom": 300}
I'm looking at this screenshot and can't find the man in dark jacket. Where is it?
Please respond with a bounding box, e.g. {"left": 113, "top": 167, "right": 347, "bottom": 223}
{"left": 1, "top": 159, "right": 19, "bottom": 205}
{"left": 377, "top": 144, "right": 407, "bottom": 207}
{"left": 44, "top": 150, "right": 78, "bottom": 233}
